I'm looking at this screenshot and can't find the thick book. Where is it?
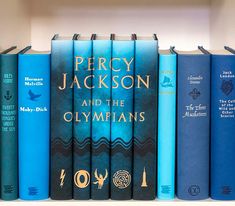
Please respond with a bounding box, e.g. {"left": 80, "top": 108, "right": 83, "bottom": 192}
{"left": 0, "top": 47, "right": 18, "bottom": 200}
{"left": 211, "top": 47, "right": 235, "bottom": 200}
{"left": 73, "top": 35, "right": 92, "bottom": 200}
{"left": 51, "top": 35, "right": 75, "bottom": 200}
{"left": 91, "top": 35, "right": 112, "bottom": 200}
{"left": 157, "top": 50, "right": 176, "bottom": 200}
{"left": 176, "top": 48, "right": 210, "bottom": 200}
{"left": 132, "top": 35, "right": 158, "bottom": 200}
{"left": 18, "top": 47, "right": 50, "bottom": 200}
{"left": 110, "top": 35, "right": 135, "bottom": 200}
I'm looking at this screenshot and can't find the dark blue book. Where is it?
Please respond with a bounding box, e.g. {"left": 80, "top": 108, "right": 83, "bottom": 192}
{"left": 73, "top": 35, "right": 92, "bottom": 200}
{"left": 91, "top": 35, "right": 112, "bottom": 200}
{"left": 51, "top": 35, "right": 75, "bottom": 200}
{"left": 110, "top": 35, "right": 135, "bottom": 200}
{"left": 211, "top": 47, "right": 235, "bottom": 200}
{"left": 176, "top": 48, "right": 210, "bottom": 200}
{"left": 0, "top": 47, "right": 18, "bottom": 200}
{"left": 133, "top": 35, "right": 158, "bottom": 200}
{"left": 18, "top": 47, "right": 50, "bottom": 200}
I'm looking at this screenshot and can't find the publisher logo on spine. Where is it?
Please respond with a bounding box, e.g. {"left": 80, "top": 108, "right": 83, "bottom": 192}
{"left": 188, "top": 185, "right": 200, "bottom": 196}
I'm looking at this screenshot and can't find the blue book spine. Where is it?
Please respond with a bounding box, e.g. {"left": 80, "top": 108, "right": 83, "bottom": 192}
{"left": 110, "top": 40, "right": 134, "bottom": 200}
{"left": 0, "top": 53, "right": 18, "bottom": 200}
{"left": 211, "top": 54, "right": 235, "bottom": 200}
{"left": 18, "top": 54, "right": 50, "bottom": 200}
{"left": 51, "top": 40, "right": 74, "bottom": 200}
{"left": 177, "top": 54, "right": 210, "bottom": 200}
{"left": 73, "top": 39, "right": 92, "bottom": 200}
{"left": 157, "top": 53, "right": 176, "bottom": 200}
{"left": 133, "top": 40, "right": 158, "bottom": 200}
{"left": 91, "top": 40, "right": 111, "bottom": 200}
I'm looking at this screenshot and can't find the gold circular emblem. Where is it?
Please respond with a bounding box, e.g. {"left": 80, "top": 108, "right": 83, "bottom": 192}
{"left": 113, "top": 170, "right": 131, "bottom": 189}
{"left": 74, "top": 170, "right": 90, "bottom": 188}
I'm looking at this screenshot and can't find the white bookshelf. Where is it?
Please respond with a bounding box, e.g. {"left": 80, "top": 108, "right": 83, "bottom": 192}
{"left": 0, "top": 0, "right": 235, "bottom": 205}
{"left": 0, "top": 0, "right": 235, "bottom": 51}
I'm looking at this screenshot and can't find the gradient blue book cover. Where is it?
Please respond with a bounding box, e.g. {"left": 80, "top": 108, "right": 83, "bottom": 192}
{"left": 157, "top": 51, "right": 176, "bottom": 200}
{"left": 211, "top": 48, "right": 235, "bottom": 200}
{"left": 133, "top": 36, "right": 158, "bottom": 200}
{"left": 73, "top": 36, "right": 92, "bottom": 200}
{"left": 51, "top": 35, "right": 74, "bottom": 200}
{"left": 91, "top": 35, "right": 111, "bottom": 200}
{"left": 18, "top": 50, "right": 50, "bottom": 200}
{"left": 177, "top": 50, "right": 210, "bottom": 200}
{"left": 110, "top": 36, "right": 134, "bottom": 200}
{"left": 0, "top": 47, "right": 18, "bottom": 200}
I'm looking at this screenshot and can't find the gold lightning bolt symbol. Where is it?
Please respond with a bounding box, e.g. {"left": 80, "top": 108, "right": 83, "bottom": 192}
{"left": 60, "top": 169, "right": 66, "bottom": 188}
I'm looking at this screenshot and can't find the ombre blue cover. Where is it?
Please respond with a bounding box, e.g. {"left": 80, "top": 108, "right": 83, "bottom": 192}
{"left": 177, "top": 53, "right": 210, "bottom": 200}
{"left": 110, "top": 40, "right": 134, "bottom": 200}
{"left": 73, "top": 39, "right": 92, "bottom": 200}
{"left": 157, "top": 53, "right": 176, "bottom": 200}
{"left": 91, "top": 39, "right": 111, "bottom": 199}
{"left": 0, "top": 53, "right": 18, "bottom": 200}
{"left": 133, "top": 39, "right": 158, "bottom": 200}
{"left": 211, "top": 54, "right": 235, "bottom": 200}
{"left": 51, "top": 39, "right": 73, "bottom": 200}
{"left": 18, "top": 53, "right": 50, "bottom": 200}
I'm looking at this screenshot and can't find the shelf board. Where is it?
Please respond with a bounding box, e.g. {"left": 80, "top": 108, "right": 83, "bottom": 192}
{"left": 1, "top": 199, "right": 235, "bottom": 205}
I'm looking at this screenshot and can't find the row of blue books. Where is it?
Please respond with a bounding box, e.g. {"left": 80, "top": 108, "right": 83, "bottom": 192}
{"left": 0, "top": 34, "right": 235, "bottom": 201}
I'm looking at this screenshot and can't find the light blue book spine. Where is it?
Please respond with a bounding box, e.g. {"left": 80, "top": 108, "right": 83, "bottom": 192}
{"left": 157, "top": 53, "right": 176, "bottom": 200}
{"left": 18, "top": 54, "right": 50, "bottom": 200}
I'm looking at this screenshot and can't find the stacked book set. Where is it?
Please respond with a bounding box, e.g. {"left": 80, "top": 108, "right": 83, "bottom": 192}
{"left": 0, "top": 34, "right": 235, "bottom": 201}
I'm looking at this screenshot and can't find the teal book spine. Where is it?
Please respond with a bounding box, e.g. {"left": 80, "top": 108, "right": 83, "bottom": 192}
{"left": 133, "top": 39, "right": 158, "bottom": 200}
{"left": 110, "top": 39, "right": 134, "bottom": 200}
{"left": 91, "top": 39, "right": 111, "bottom": 199}
{"left": 51, "top": 37, "right": 74, "bottom": 200}
{"left": 73, "top": 39, "right": 92, "bottom": 200}
{"left": 0, "top": 53, "right": 18, "bottom": 200}
{"left": 157, "top": 53, "right": 176, "bottom": 200}
{"left": 18, "top": 53, "right": 50, "bottom": 200}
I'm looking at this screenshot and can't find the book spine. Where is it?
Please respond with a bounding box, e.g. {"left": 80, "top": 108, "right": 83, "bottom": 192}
{"left": 73, "top": 40, "right": 92, "bottom": 200}
{"left": 0, "top": 54, "right": 18, "bottom": 200}
{"left": 51, "top": 40, "right": 73, "bottom": 200}
{"left": 133, "top": 40, "right": 158, "bottom": 200}
{"left": 91, "top": 40, "right": 111, "bottom": 200}
{"left": 177, "top": 54, "right": 210, "bottom": 200}
{"left": 110, "top": 40, "right": 134, "bottom": 200}
{"left": 157, "top": 54, "right": 176, "bottom": 200}
{"left": 18, "top": 54, "right": 50, "bottom": 200}
{"left": 211, "top": 55, "right": 235, "bottom": 200}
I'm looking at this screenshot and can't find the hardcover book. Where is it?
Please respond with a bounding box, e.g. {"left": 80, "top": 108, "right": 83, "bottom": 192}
{"left": 110, "top": 35, "right": 135, "bottom": 200}
{"left": 51, "top": 35, "right": 75, "bottom": 200}
{"left": 0, "top": 47, "right": 18, "bottom": 200}
{"left": 132, "top": 35, "right": 158, "bottom": 200}
{"left": 73, "top": 35, "right": 92, "bottom": 200}
{"left": 210, "top": 47, "right": 235, "bottom": 200}
{"left": 157, "top": 50, "right": 176, "bottom": 200}
{"left": 175, "top": 48, "right": 210, "bottom": 200}
{"left": 18, "top": 47, "right": 50, "bottom": 200}
{"left": 91, "top": 35, "right": 112, "bottom": 200}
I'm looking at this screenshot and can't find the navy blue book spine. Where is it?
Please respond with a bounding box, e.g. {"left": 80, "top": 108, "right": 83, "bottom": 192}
{"left": 177, "top": 54, "right": 210, "bottom": 200}
{"left": 211, "top": 54, "right": 235, "bottom": 200}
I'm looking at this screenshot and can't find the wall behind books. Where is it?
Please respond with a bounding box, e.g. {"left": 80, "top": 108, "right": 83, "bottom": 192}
{"left": 210, "top": 0, "right": 235, "bottom": 49}
{"left": 30, "top": 0, "right": 210, "bottom": 50}
{"left": 0, "top": 0, "right": 30, "bottom": 50}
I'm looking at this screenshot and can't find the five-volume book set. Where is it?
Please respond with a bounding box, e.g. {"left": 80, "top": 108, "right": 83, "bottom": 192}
{"left": 0, "top": 34, "right": 235, "bottom": 201}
